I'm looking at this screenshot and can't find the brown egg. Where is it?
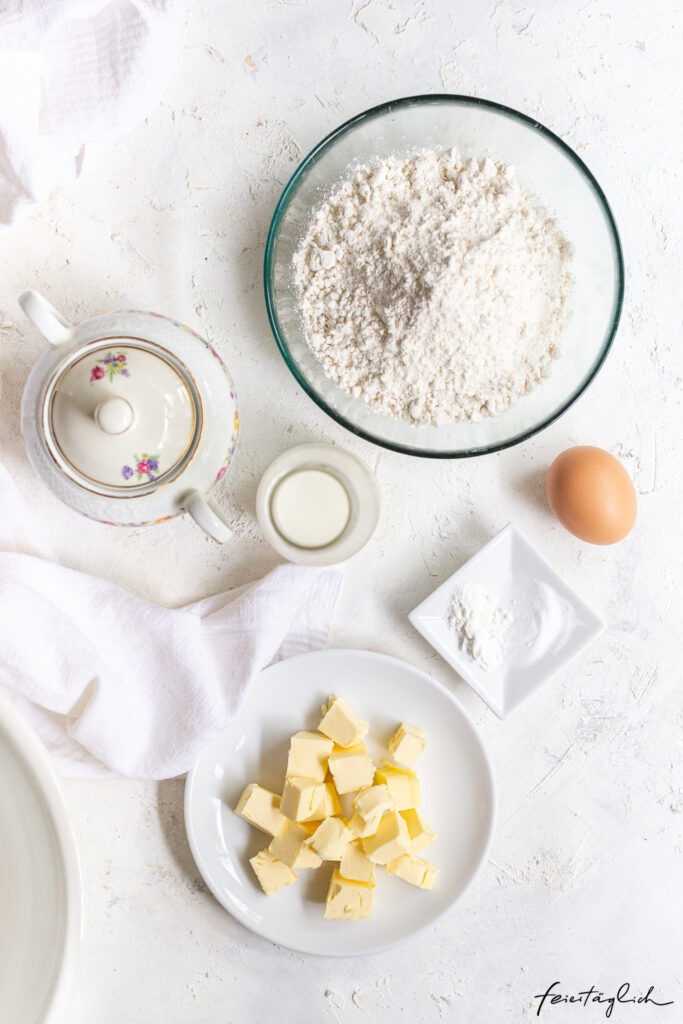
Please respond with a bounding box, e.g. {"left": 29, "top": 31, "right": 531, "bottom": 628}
{"left": 546, "top": 446, "right": 637, "bottom": 545}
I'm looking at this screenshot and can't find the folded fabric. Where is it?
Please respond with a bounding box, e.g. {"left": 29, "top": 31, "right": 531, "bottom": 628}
{"left": 0, "top": 0, "right": 182, "bottom": 230}
{"left": 0, "top": 465, "right": 343, "bottom": 779}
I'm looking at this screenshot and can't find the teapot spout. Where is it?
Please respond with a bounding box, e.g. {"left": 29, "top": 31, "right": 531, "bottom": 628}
{"left": 19, "top": 290, "right": 74, "bottom": 347}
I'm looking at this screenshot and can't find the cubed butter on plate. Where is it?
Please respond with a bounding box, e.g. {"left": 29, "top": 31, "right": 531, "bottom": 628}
{"left": 361, "top": 810, "right": 410, "bottom": 864}
{"left": 294, "top": 843, "right": 323, "bottom": 869}
{"left": 307, "top": 781, "right": 341, "bottom": 820}
{"left": 325, "top": 869, "right": 374, "bottom": 920}
{"left": 234, "top": 783, "right": 288, "bottom": 836}
{"left": 299, "top": 820, "right": 319, "bottom": 836}
{"left": 307, "top": 816, "right": 355, "bottom": 860}
{"left": 388, "top": 723, "right": 425, "bottom": 768}
{"left": 286, "top": 731, "right": 334, "bottom": 782}
{"left": 328, "top": 744, "right": 375, "bottom": 795}
{"left": 348, "top": 812, "right": 381, "bottom": 839}
{"left": 294, "top": 822, "right": 324, "bottom": 866}
{"left": 249, "top": 849, "right": 297, "bottom": 895}
{"left": 374, "top": 765, "right": 420, "bottom": 811}
{"left": 386, "top": 853, "right": 438, "bottom": 890}
{"left": 318, "top": 696, "right": 368, "bottom": 748}
{"left": 269, "top": 819, "right": 321, "bottom": 868}
{"left": 400, "top": 809, "right": 436, "bottom": 854}
{"left": 281, "top": 777, "right": 326, "bottom": 821}
{"left": 339, "top": 839, "right": 376, "bottom": 884}
{"left": 352, "top": 784, "right": 394, "bottom": 822}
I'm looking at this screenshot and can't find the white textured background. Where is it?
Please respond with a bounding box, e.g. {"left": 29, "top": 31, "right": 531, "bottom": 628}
{"left": 1, "top": 1, "right": 682, "bottom": 1021}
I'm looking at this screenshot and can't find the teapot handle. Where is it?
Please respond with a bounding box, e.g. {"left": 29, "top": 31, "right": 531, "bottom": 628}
{"left": 182, "top": 490, "right": 233, "bottom": 544}
{"left": 18, "top": 290, "right": 74, "bottom": 346}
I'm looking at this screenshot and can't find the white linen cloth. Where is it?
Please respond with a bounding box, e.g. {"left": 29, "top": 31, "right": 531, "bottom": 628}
{"left": 0, "top": 0, "right": 182, "bottom": 230}
{"left": 0, "top": 465, "right": 343, "bottom": 779}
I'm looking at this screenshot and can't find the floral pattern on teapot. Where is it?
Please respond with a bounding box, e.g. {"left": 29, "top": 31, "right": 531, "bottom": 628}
{"left": 90, "top": 352, "right": 130, "bottom": 383}
{"left": 122, "top": 453, "right": 160, "bottom": 482}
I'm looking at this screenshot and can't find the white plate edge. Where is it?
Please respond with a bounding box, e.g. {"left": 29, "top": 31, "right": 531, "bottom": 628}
{"left": 0, "top": 692, "right": 85, "bottom": 1024}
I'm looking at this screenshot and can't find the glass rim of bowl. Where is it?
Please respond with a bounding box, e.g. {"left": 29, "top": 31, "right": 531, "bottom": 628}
{"left": 263, "top": 93, "right": 625, "bottom": 459}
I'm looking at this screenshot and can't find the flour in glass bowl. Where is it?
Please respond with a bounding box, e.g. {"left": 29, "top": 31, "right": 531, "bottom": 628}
{"left": 294, "top": 150, "right": 573, "bottom": 425}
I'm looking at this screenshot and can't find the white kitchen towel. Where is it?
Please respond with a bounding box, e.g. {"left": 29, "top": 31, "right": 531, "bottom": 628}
{"left": 0, "top": 465, "right": 343, "bottom": 779}
{"left": 0, "top": 0, "right": 182, "bottom": 230}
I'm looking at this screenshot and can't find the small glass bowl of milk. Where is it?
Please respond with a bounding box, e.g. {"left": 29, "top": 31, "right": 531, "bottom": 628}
{"left": 256, "top": 443, "right": 380, "bottom": 564}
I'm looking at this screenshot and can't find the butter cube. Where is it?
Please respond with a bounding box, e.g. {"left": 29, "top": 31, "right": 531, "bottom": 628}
{"left": 374, "top": 765, "right": 420, "bottom": 811}
{"left": 324, "top": 869, "right": 374, "bottom": 920}
{"left": 318, "top": 695, "right": 368, "bottom": 748}
{"left": 386, "top": 853, "right": 438, "bottom": 890}
{"left": 340, "top": 839, "right": 376, "bottom": 884}
{"left": 234, "top": 783, "right": 288, "bottom": 836}
{"left": 281, "top": 777, "right": 325, "bottom": 821}
{"left": 269, "top": 819, "right": 320, "bottom": 868}
{"left": 352, "top": 784, "right": 394, "bottom": 821}
{"left": 293, "top": 822, "right": 323, "bottom": 866}
{"left": 294, "top": 843, "right": 323, "bottom": 869}
{"left": 307, "top": 816, "right": 355, "bottom": 860}
{"left": 348, "top": 812, "right": 381, "bottom": 839}
{"left": 307, "top": 781, "right": 341, "bottom": 821}
{"left": 361, "top": 810, "right": 411, "bottom": 864}
{"left": 286, "top": 731, "right": 333, "bottom": 782}
{"left": 400, "top": 809, "right": 436, "bottom": 855}
{"left": 388, "top": 723, "right": 425, "bottom": 768}
{"left": 249, "top": 849, "right": 297, "bottom": 895}
{"left": 328, "top": 743, "right": 375, "bottom": 795}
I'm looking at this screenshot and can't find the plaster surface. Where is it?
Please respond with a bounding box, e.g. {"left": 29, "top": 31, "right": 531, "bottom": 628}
{"left": 0, "top": 2, "right": 681, "bottom": 1022}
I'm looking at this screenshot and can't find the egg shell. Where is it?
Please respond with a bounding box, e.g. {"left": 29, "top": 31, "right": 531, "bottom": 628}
{"left": 545, "top": 446, "right": 637, "bottom": 545}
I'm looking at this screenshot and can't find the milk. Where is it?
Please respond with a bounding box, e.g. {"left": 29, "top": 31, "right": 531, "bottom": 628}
{"left": 270, "top": 469, "right": 351, "bottom": 549}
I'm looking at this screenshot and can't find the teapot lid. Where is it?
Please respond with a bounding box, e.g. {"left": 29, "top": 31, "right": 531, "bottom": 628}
{"left": 43, "top": 339, "right": 203, "bottom": 496}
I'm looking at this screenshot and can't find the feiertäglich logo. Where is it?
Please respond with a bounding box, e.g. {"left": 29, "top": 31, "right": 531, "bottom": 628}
{"left": 534, "top": 982, "right": 674, "bottom": 1019}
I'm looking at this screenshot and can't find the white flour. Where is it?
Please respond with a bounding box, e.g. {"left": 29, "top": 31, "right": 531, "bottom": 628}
{"left": 294, "top": 150, "right": 572, "bottom": 424}
{"left": 447, "top": 584, "right": 512, "bottom": 670}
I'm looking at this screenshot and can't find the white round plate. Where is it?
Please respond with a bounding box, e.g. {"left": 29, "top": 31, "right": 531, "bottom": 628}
{"left": 184, "top": 649, "right": 496, "bottom": 956}
{"left": 0, "top": 694, "right": 84, "bottom": 1023}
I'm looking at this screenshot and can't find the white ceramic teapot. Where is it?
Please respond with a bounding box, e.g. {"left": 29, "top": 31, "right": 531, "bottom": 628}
{"left": 19, "top": 290, "right": 239, "bottom": 542}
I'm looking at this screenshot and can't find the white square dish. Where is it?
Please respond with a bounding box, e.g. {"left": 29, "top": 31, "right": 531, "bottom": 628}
{"left": 408, "top": 524, "right": 606, "bottom": 718}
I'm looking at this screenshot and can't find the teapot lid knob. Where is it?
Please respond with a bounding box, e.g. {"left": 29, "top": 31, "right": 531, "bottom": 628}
{"left": 94, "top": 397, "right": 134, "bottom": 435}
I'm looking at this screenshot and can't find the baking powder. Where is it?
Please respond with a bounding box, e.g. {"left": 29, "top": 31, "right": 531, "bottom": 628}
{"left": 447, "top": 583, "right": 512, "bottom": 670}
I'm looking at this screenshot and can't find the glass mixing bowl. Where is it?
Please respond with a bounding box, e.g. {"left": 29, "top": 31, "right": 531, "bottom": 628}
{"left": 264, "top": 95, "right": 624, "bottom": 458}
